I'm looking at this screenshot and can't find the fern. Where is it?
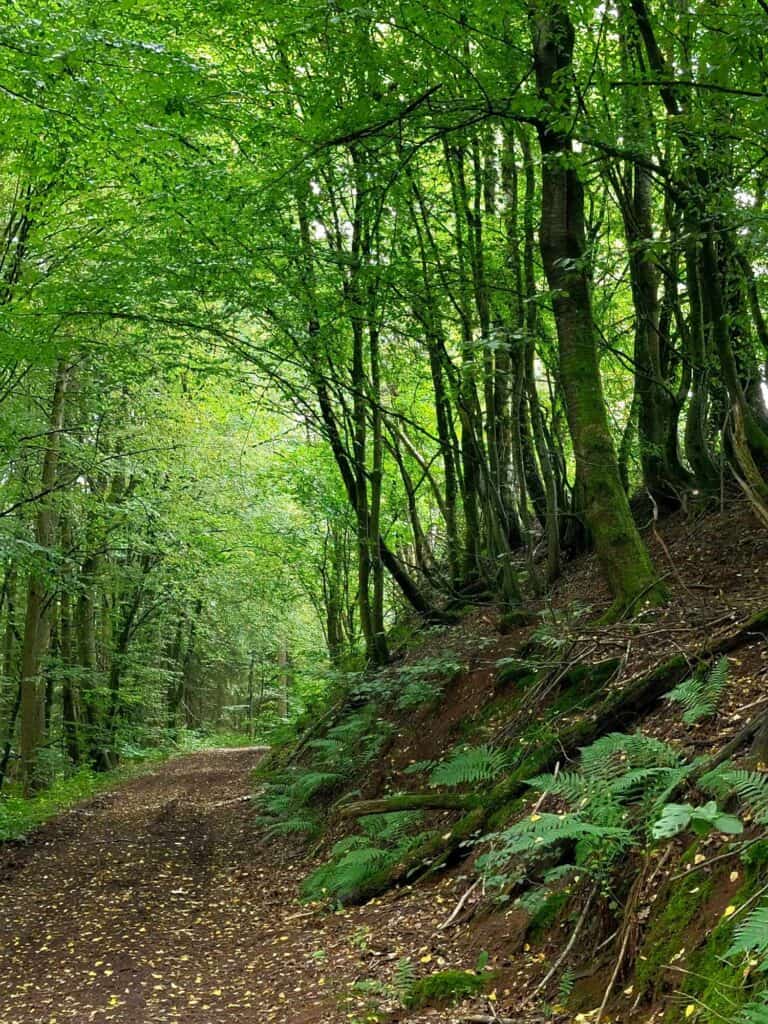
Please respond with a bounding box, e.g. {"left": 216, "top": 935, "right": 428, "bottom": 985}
{"left": 483, "top": 813, "right": 631, "bottom": 859}
{"left": 392, "top": 957, "right": 417, "bottom": 999}
{"left": 558, "top": 968, "right": 576, "bottom": 1001}
{"left": 525, "top": 770, "right": 590, "bottom": 805}
{"left": 526, "top": 735, "right": 687, "bottom": 826}
{"left": 668, "top": 656, "right": 729, "bottom": 724}
{"left": 728, "top": 902, "right": 768, "bottom": 958}
{"left": 259, "top": 813, "right": 318, "bottom": 837}
{"left": 359, "top": 811, "right": 424, "bottom": 844}
{"left": 578, "top": 732, "right": 683, "bottom": 781}
{"left": 404, "top": 758, "right": 439, "bottom": 777}
{"left": 303, "top": 845, "right": 392, "bottom": 901}
{"left": 429, "top": 744, "right": 510, "bottom": 788}
{"left": 302, "top": 809, "right": 436, "bottom": 902}
{"left": 701, "top": 767, "right": 768, "bottom": 825}
{"left": 291, "top": 770, "right": 342, "bottom": 801}
{"left": 479, "top": 732, "right": 704, "bottom": 889}
{"left": 736, "top": 998, "right": 768, "bottom": 1024}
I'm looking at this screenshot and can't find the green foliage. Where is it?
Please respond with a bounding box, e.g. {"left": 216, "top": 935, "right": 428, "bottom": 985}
{"left": 301, "top": 811, "right": 436, "bottom": 903}
{"left": 0, "top": 751, "right": 169, "bottom": 841}
{"left": 667, "top": 839, "right": 768, "bottom": 1019}
{"left": 668, "top": 657, "right": 730, "bottom": 724}
{"left": 700, "top": 768, "right": 768, "bottom": 825}
{"left": 392, "top": 957, "right": 418, "bottom": 1000}
{"left": 736, "top": 999, "right": 768, "bottom": 1024}
{"left": 478, "top": 732, "right": 732, "bottom": 893}
{"left": 255, "top": 703, "right": 392, "bottom": 837}
{"left": 428, "top": 745, "right": 511, "bottom": 789}
{"left": 651, "top": 801, "right": 743, "bottom": 840}
{"left": 729, "top": 903, "right": 768, "bottom": 959}
{"left": 353, "top": 655, "right": 462, "bottom": 712}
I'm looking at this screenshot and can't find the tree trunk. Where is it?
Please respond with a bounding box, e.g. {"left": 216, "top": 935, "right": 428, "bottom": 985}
{"left": 20, "top": 360, "right": 69, "bottom": 791}
{"left": 622, "top": 164, "right": 692, "bottom": 506}
{"left": 277, "top": 644, "right": 290, "bottom": 720}
{"left": 531, "top": 3, "right": 666, "bottom": 618}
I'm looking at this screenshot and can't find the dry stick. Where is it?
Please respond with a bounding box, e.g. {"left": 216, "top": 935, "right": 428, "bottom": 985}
{"left": 596, "top": 918, "right": 634, "bottom": 1024}
{"left": 596, "top": 847, "right": 673, "bottom": 1024}
{"left": 438, "top": 877, "right": 482, "bottom": 931}
{"left": 670, "top": 838, "right": 764, "bottom": 882}
{"left": 728, "top": 879, "right": 768, "bottom": 924}
{"left": 734, "top": 693, "right": 768, "bottom": 715}
{"left": 648, "top": 490, "right": 694, "bottom": 598}
{"left": 461, "top": 1016, "right": 517, "bottom": 1024}
{"left": 528, "top": 884, "right": 598, "bottom": 1001}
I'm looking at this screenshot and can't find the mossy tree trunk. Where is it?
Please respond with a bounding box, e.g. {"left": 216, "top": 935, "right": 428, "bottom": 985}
{"left": 531, "top": 3, "right": 666, "bottom": 617}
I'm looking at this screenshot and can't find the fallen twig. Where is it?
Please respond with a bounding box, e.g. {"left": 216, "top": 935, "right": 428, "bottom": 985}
{"left": 438, "top": 877, "right": 482, "bottom": 930}
{"left": 528, "top": 883, "right": 598, "bottom": 1000}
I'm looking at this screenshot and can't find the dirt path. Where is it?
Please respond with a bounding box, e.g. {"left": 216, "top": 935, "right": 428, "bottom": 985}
{"left": 0, "top": 750, "right": 492, "bottom": 1024}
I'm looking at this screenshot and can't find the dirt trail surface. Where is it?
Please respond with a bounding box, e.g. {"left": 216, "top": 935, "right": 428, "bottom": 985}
{"left": 0, "top": 750, "right": 499, "bottom": 1024}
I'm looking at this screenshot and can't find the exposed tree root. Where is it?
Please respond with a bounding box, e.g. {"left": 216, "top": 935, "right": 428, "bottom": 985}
{"left": 338, "top": 792, "right": 474, "bottom": 817}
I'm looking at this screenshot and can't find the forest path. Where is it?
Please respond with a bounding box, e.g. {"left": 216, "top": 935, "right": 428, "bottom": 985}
{"left": 0, "top": 750, "right": 480, "bottom": 1024}
{"left": 0, "top": 749, "right": 343, "bottom": 1024}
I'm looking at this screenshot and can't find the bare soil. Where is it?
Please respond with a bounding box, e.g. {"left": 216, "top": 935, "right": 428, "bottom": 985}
{"left": 0, "top": 750, "right": 500, "bottom": 1024}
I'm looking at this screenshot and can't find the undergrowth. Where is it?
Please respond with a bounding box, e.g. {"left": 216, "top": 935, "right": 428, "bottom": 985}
{"left": 302, "top": 810, "right": 437, "bottom": 902}
{"left": 254, "top": 651, "right": 466, "bottom": 842}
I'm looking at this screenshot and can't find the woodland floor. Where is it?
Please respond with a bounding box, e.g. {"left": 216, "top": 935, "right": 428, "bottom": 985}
{"left": 0, "top": 749, "right": 504, "bottom": 1024}
{"left": 2, "top": 503, "right": 767, "bottom": 1024}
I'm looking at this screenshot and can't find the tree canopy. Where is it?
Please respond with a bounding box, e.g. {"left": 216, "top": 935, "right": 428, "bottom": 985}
{"left": 1, "top": 0, "right": 767, "bottom": 787}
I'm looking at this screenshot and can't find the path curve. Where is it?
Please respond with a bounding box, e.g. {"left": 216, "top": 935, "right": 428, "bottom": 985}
{"left": 0, "top": 748, "right": 483, "bottom": 1024}
{"left": 0, "top": 749, "right": 335, "bottom": 1024}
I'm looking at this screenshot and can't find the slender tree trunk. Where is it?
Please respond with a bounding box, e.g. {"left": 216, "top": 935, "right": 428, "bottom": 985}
{"left": 519, "top": 127, "right": 561, "bottom": 582}
{"left": 20, "top": 360, "right": 69, "bottom": 792}
{"left": 59, "top": 586, "right": 80, "bottom": 764}
{"left": 531, "top": 3, "right": 666, "bottom": 617}
{"left": 277, "top": 644, "right": 290, "bottom": 720}
{"left": 621, "top": 164, "right": 692, "bottom": 506}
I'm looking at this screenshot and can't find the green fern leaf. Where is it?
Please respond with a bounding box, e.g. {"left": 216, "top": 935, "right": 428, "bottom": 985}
{"left": 429, "top": 745, "right": 510, "bottom": 788}
{"left": 735, "top": 998, "right": 768, "bottom": 1024}
{"left": 525, "top": 770, "right": 589, "bottom": 805}
{"left": 668, "top": 656, "right": 729, "bottom": 724}
{"left": 488, "top": 813, "right": 631, "bottom": 858}
{"left": 728, "top": 902, "right": 768, "bottom": 958}
{"left": 700, "top": 767, "right": 768, "bottom": 825}
{"left": 359, "top": 811, "right": 424, "bottom": 843}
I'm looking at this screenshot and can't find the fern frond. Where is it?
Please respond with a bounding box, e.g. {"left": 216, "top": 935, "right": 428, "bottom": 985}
{"left": 579, "top": 733, "right": 682, "bottom": 782}
{"left": 525, "top": 770, "right": 591, "bottom": 806}
{"left": 302, "top": 844, "right": 392, "bottom": 900}
{"left": 700, "top": 767, "right": 768, "bottom": 825}
{"left": 260, "top": 814, "right": 318, "bottom": 837}
{"left": 489, "top": 813, "right": 632, "bottom": 858}
{"left": 404, "top": 758, "right": 438, "bottom": 777}
{"left": 359, "top": 811, "right": 424, "bottom": 843}
{"left": 728, "top": 902, "right": 768, "bottom": 958}
{"left": 429, "top": 745, "right": 510, "bottom": 788}
{"left": 292, "top": 771, "right": 342, "bottom": 801}
{"left": 735, "top": 998, "right": 768, "bottom": 1024}
{"left": 392, "top": 958, "right": 417, "bottom": 998}
{"left": 668, "top": 656, "right": 729, "bottom": 724}
{"left": 607, "top": 766, "right": 687, "bottom": 802}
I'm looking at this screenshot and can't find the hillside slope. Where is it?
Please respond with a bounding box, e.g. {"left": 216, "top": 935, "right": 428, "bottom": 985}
{"left": 256, "top": 500, "right": 768, "bottom": 1024}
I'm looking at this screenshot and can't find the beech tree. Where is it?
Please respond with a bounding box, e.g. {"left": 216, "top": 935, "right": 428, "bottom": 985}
{"left": 0, "top": 0, "right": 766, "bottom": 784}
